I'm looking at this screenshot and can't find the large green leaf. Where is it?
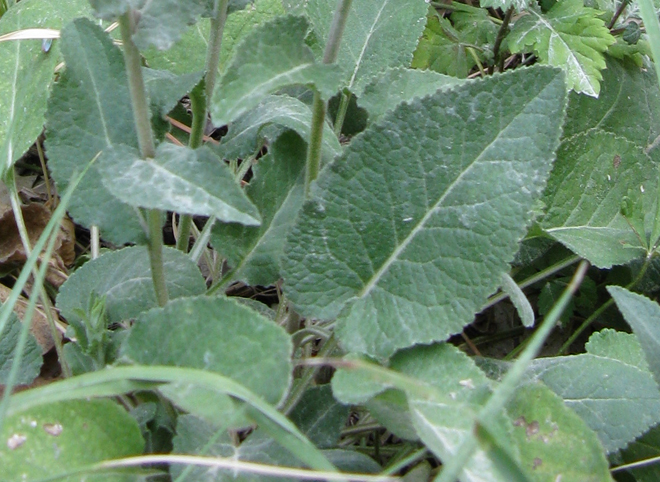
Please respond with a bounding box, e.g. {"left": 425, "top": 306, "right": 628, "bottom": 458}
{"left": 0, "top": 0, "right": 90, "bottom": 179}
{"left": 608, "top": 286, "right": 660, "bottom": 385}
{"left": 0, "top": 399, "right": 144, "bottom": 481}
{"left": 539, "top": 130, "right": 654, "bottom": 268}
{"left": 283, "top": 66, "right": 567, "bottom": 359}
{"left": 300, "top": 0, "right": 429, "bottom": 94}
{"left": 0, "top": 310, "right": 42, "bottom": 385}
{"left": 56, "top": 246, "right": 207, "bottom": 326}
{"left": 211, "top": 131, "right": 306, "bottom": 286}
{"left": 526, "top": 331, "right": 660, "bottom": 453}
{"left": 98, "top": 143, "right": 260, "bottom": 225}
{"left": 216, "top": 95, "right": 341, "bottom": 163}
{"left": 121, "top": 296, "right": 292, "bottom": 406}
{"left": 210, "top": 15, "right": 343, "bottom": 126}
{"left": 615, "top": 424, "right": 660, "bottom": 482}
{"left": 132, "top": 0, "right": 206, "bottom": 50}
{"left": 45, "top": 18, "right": 145, "bottom": 244}
{"left": 358, "top": 68, "right": 466, "bottom": 125}
{"left": 507, "top": 0, "right": 615, "bottom": 96}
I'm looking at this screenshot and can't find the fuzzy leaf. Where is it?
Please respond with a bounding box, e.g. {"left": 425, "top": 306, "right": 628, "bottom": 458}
{"left": 0, "top": 310, "right": 42, "bottom": 386}
{"left": 540, "top": 131, "right": 654, "bottom": 268}
{"left": 0, "top": 399, "right": 144, "bottom": 481}
{"left": 99, "top": 143, "right": 260, "bottom": 225}
{"left": 585, "top": 328, "right": 649, "bottom": 371}
{"left": 283, "top": 67, "right": 567, "bottom": 359}
{"left": 45, "top": 18, "right": 145, "bottom": 244}
{"left": 216, "top": 95, "right": 341, "bottom": 163}
{"left": 358, "top": 68, "right": 466, "bottom": 125}
{"left": 480, "top": 0, "right": 533, "bottom": 10}
{"left": 0, "top": 0, "right": 91, "bottom": 179}
{"left": 211, "top": 15, "right": 343, "bottom": 126}
{"left": 211, "top": 131, "right": 306, "bottom": 286}
{"left": 608, "top": 286, "right": 660, "bottom": 386}
{"left": 132, "top": 0, "right": 207, "bottom": 51}
{"left": 302, "top": 0, "right": 429, "bottom": 94}
{"left": 143, "top": 68, "right": 204, "bottom": 118}
{"left": 507, "top": 0, "right": 615, "bottom": 96}
{"left": 56, "top": 246, "right": 206, "bottom": 326}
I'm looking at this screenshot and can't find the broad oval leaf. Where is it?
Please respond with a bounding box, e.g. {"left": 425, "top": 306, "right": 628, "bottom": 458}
{"left": 56, "top": 246, "right": 206, "bottom": 325}
{"left": 0, "top": 399, "right": 144, "bottom": 481}
{"left": 46, "top": 18, "right": 145, "bottom": 244}
{"left": 211, "top": 15, "right": 343, "bottom": 126}
{"left": 121, "top": 295, "right": 292, "bottom": 406}
{"left": 99, "top": 143, "right": 260, "bottom": 225}
{"left": 283, "top": 66, "right": 567, "bottom": 359}
{"left": 0, "top": 0, "right": 91, "bottom": 179}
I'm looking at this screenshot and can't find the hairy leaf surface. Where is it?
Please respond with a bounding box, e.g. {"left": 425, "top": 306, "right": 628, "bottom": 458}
{"left": 507, "top": 0, "right": 615, "bottom": 96}
{"left": 284, "top": 67, "right": 567, "bottom": 359}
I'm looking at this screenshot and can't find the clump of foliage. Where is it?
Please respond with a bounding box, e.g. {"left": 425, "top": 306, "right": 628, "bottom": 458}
{"left": 1, "top": 0, "right": 660, "bottom": 480}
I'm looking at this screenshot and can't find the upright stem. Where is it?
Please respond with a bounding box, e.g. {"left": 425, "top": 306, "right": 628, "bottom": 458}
{"left": 304, "top": 0, "right": 353, "bottom": 196}
{"left": 177, "top": 0, "right": 230, "bottom": 251}
{"left": 119, "top": 12, "right": 168, "bottom": 306}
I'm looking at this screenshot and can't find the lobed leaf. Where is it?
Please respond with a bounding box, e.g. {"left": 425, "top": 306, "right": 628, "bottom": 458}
{"left": 99, "top": 143, "right": 260, "bottom": 225}
{"left": 507, "top": 0, "right": 615, "bottom": 97}
{"left": 283, "top": 66, "right": 567, "bottom": 359}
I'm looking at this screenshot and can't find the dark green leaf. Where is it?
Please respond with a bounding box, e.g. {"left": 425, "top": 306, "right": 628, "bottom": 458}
{"left": 143, "top": 68, "right": 204, "bottom": 118}
{"left": 289, "top": 385, "right": 349, "bottom": 449}
{"left": 284, "top": 67, "right": 567, "bottom": 359}
{"left": 0, "top": 310, "right": 42, "bottom": 385}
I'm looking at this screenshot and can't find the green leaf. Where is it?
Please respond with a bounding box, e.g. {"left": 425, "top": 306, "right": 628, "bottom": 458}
{"left": 358, "top": 68, "right": 466, "bottom": 125}
{"left": 526, "top": 334, "right": 660, "bottom": 453}
{"left": 0, "top": 0, "right": 90, "bottom": 179}
{"left": 0, "top": 399, "right": 144, "bottom": 481}
{"left": 284, "top": 66, "right": 567, "bottom": 359}
{"left": 132, "top": 0, "right": 206, "bottom": 51}
{"left": 540, "top": 131, "right": 654, "bottom": 267}
{"left": 507, "top": 0, "right": 615, "bottom": 96}
{"left": 615, "top": 424, "right": 660, "bottom": 482}
{"left": 210, "top": 15, "right": 343, "bottom": 126}
{"left": 608, "top": 286, "right": 660, "bottom": 385}
{"left": 0, "top": 310, "right": 42, "bottom": 385}
{"left": 121, "top": 296, "right": 292, "bottom": 406}
{"left": 144, "top": 0, "right": 284, "bottom": 75}
{"left": 506, "top": 383, "right": 611, "bottom": 482}
{"left": 98, "top": 143, "right": 261, "bottom": 225}
{"left": 479, "top": 0, "right": 533, "bottom": 10}
{"left": 56, "top": 246, "right": 206, "bottom": 326}
{"left": 216, "top": 95, "right": 341, "bottom": 163}
{"left": 288, "top": 385, "right": 349, "bottom": 449}
{"left": 211, "top": 131, "right": 306, "bottom": 286}
{"left": 585, "top": 328, "right": 650, "bottom": 372}
{"left": 501, "top": 273, "right": 535, "bottom": 328}
{"left": 302, "top": 0, "right": 429, "bottom": 94}
{"left": 143, "top": 68, "right": 204, "bottom": 119}
{"left": 88, "top": 0, "right": 141, "bottom": 20}
{"left": 46, "top": 18, "right": 145, "bottom": 244}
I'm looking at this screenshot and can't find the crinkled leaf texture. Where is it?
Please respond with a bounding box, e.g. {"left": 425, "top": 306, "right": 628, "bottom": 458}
{"left": 0, "top": 399, "right": 144, "bottom": 481}
{"left": 283, "top": 66, "right": 567, "bottom": 360}
{"left": 211, "top": 15, "right": 343, "bottom": 126}
{"left": 507, "top": 0, "right": 615, "bottom": 97}
{"left": 524, "top": 330, "right": 660, "bottom": 453}
{"left": 46, "top": 18, "right": 145, "bottom": 244}
{"left": 99, "top": 143, "right": 260, "bottom": 225}
{"left": 0, "top": 0, "right": 90, "bottom": 179}
{"left": 299, "top": 0, "right": 429, "bottom": 94}
{"left": 211, "top": 131, "right": 307, "bottom": 287}
{"left": 0, "top": 310, "right": 42, "bottom": 385}
{"left": 57, "top": 246, "right": 206, "bottom": 325}
{"left": 479, "top": 0, "right": 533, "bottom": 10}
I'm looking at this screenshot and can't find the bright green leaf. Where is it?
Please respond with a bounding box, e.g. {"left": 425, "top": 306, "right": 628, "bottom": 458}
{"left": 216, "top": 95, "right": 341, "bottom": 163}
{"left": 0, "top": 0, "right": 90, "bottom": 179}
{"left": 507, "top": 0, "right": 615, "bottom": 96}
{"left": 0, "top": 310, "right": 42, "bottom": 386}
{"left": 46, "top": 18, "right": 145, "bottom": 244}
{"left": 608, "top": 286, "right": 660, "bottom": 385}
{"left": 211, "top": 131, "right": 306, "bottom": 286}
{"left": 507, "top": 383, "right": 611, "bottom": 482}
{"left": 210, "top": 15, "right": 343, "bottom": 126}
{"left": 132, "top": 0, "right": 206, "bottom": 51}
{"left": 302, "top": 0, "right": 429, "bottom": 94}
{"left": 540, "top": 131, "right": 654, "bottom": 267}
{"left": 56, "top": 246, "right": 206, "bottom": 326}
{"left": 358, "top": 68, "right": 466, "bottom": 125}
{"left": 585, "top": 328, "right": 650, "bottom": 372}
{"left": 121, "top": 296, "right": 292, "bottom": 406}
{"left": 284, "top": 66, "right": 567, "bottom": 359}
{"left": 0, "top": 399, "right": 144, "bottom": 481}
{"left": 99, "top": 143, "right": 260, "bottom": 225}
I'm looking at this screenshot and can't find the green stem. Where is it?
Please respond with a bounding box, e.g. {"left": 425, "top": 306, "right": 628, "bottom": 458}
{"left": 305, "top": 0, "right": 353, "bottom": 196}
{"left": 435, "top": 261, "right": 589, "bottom": 482}
{"left": 333, "top": 91, "right": 351, "bottom": 137}
{"left": 119, "top": 12, "right": 168, "bottom": 305}
{"left": 489, "top": 6, "right": 513, "bottom": 74}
